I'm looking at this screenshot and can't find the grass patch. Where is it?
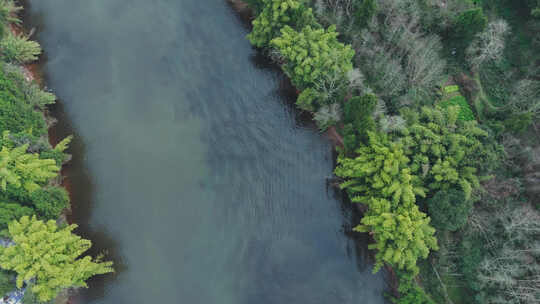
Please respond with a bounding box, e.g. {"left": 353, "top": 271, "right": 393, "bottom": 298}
{"left": 440, "top": 95, "right": 475, "bottom": 121}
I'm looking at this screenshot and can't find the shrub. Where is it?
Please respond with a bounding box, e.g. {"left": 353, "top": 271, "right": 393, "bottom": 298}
{"left": 271, "top": 25, "right": 354, "bottom": 90}
{"left": 0, "top": 269, "right": 15, "bottom": 298}
{"left": 0, "top": 67, "right": 46, "bottom": 136}
{"left": 247, "top": 0, "right": 316, "bottom": 48}
{"left": 342, "top": 94, "right": 377, "bottom": 148}
{"left": 0, "top": 216, "right": 113, "bottom": 302}
{"left": 354, "top": 0, "right": 376, "bottom": 29}
{"left": 30, "top": 187, "right": 69, "bottom": 220}
{"left": 451, "top": 8, "right": 487, "bottom": 45}
{"left": 0, "top": 202, "right": 33, "bottom": 236}
{"left": 443, "top": 85, "right": 459, "bottom": 94}
{"left": 427, "top": 189, "right": 472, "bottom": 231}
{"left": 0, "top": 32, "right": 41, "bottom": 64}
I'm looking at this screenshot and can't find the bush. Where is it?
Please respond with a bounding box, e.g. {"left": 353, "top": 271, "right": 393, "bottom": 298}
{"left": 0, "top": 202, "right": 33, "bottom": 236}
{"left": 0, "top": 269, "right": 15, "bottom": 298}
{"left": 342, "top": 94, "right": 377, "bottom": 149}
{"left": 271, "top": 25, "right": 354, "bottom": 90}
{"left": 0, "top": 66, "right": 47, "bottom": 136}
{"left": 354, "top": 0, "right": 376, "bottom": 29}
{"left": 247, "top": 0, "right": 316, "bottom": 48}
{"left": 30, "top": 186, "right": 69, "bottom": 220}
{"left": 0, "top": 32, "right": 41, "bottom": 64}
{"left": 427, "top": 189, "right": 472, "bottom": 232}
{"left": 452, "top": 8, "right": 487, "bottom": 45}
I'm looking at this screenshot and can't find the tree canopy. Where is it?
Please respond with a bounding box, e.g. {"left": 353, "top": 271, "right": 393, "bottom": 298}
{"left": 0, "top": 216, "right": 113, "bottom": 302}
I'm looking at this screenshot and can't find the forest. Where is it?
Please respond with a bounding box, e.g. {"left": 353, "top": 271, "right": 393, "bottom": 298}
{"left": 244, "top": 0, "right": 540, "bottom": 303}
{"left": 0, "top": 1, "right": 113, "bottom": 303}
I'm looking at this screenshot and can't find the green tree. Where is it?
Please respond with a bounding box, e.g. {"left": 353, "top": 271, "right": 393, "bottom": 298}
{"left": 451, "top": 8, "right": 487, "bottom": 50}
{"left": 247, "top": 0, "right": 316, "bottom": 48}
{"left": 30, "top": 187, "right": 69, "bottom": 220}
{"left": 0, "top": 201, "right": 33, "bottom": 236}
{"left": 0, "top": 68, "right": 47, "bottom": 136}
{"left": 0, "top": 32, "right": 41, "bottom": 64}
{"left": 0, "top": 216, "right": 113, "bottom": 302}
{"left": 427, "top": 189, "right": 471, "bottom": 231}
{"left": 354, "top": 0, "right": 376, "bottom": 29}
{"left": 399, "top": 106, "right": 491, "bottom": 198}
{"left": 335, "top": 132, "right": 437, "bottom": 274}
{"left": 270, "top": 25, "right": 354, "bottom": 89}
{"left": 0, "top": 141, "right": 59, "bottom": 193}
{"left": 342, "top": 94, "right": 377, "bottom": 151}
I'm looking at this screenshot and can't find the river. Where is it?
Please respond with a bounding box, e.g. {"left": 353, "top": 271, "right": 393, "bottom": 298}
{"left": 25, "top": 0, "right": 387, "bottom": 303}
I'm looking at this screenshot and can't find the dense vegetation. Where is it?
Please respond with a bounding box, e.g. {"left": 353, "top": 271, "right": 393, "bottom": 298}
{"left": 0, "top": 1, "right": 113, "bottom": 302}
{"left": 244, "top": 0, "right": 540, "bottom": 303}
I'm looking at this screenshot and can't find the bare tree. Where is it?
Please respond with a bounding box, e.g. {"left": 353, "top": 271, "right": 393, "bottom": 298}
{"left": 466, "top": 20, "right": 510, "bottom": 69}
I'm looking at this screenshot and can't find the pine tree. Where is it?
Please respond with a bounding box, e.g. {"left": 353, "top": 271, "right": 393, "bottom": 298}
{"left": 0, "top": 216, "right": 113, "bottom": 302}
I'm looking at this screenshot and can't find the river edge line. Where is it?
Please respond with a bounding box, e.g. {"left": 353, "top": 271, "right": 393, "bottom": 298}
{"left": 11, "top": 2, "right": 76, "bottom": 303}
{"left": 225, "top": 0, "right": 398, "bottom": 298}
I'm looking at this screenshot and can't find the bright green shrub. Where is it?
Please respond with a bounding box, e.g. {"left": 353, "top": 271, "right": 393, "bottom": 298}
{"left": 335, "top": 132, "right": 437, "bottom": 274}
{"left": 399, "top": 106, "right": 488, "bottom": 198}
{"left": 30, "top": 187, "right": 69, "bottom": 220}
{"left": 270, "top": 25, "right": 354, "bottom": 90}
{"left": 0, "top": 216, "right": 113, "bottom": 302}
{"left": 427, "top": 189, "right": 471, "bottom": 231}
{"left": 0, "top": 32, "right": 41, "bottom": 64}
{"left": 443, "top": 85, "right": 459, "bottom": 94}
{"left": 247, "top": 0, "right": 316, "bottom": 48}
{"left": 439, "top": 95, "right": 475, "bottom": 121}
{"left": 0, "top": 141, "right": 60, "bottom": 193}
{"left": 296, "top": 87, "right": 319, "bottom": 111}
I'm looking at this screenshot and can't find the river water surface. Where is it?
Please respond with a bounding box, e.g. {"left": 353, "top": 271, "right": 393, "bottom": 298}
{"left": 26, "top": 0, "right": 387, "bottom": 303}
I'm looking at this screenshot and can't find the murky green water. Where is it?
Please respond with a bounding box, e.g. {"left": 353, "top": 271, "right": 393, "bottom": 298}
{"left": 26, "top": 0, "right": 387, "bottom": 303}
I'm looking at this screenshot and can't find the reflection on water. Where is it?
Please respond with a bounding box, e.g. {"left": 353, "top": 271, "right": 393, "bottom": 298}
{"left": 26, "top": 0, "right": 388, "bottom": 303}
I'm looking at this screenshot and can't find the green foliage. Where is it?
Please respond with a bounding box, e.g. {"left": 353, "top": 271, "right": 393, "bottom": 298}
{"left": 270, "top": 25, "right": 354, "bottom": 90}
{"left": 399, "top": 106, "right": 490, "bottom": 198}
{"left": 0, "top": 216, "right": 113, "bottom": 302}
{"left": 503, "top": 112, "right": 532, "bottom": 133}
{"left": 0, "top": 141, "right": 60, "bottom": 193}
{"left": 296, "top": 87, "right": 319, "bottom": 111}
{"left": 443, "top": 85, "right": 459, "bottom": 94}
{"left": 354, "top": 0, "right": 376, "bottom": 29}
{"left": 342, "top": 94, "right": 377, "bottom": 151}
{"left": 335, "top": 132, "right": 437, "bottom": 274}
{"left": 30, "top": 187, "right": 69, "bottom": 220}
{"left": 0, "top": 201, "right": 33, "bottom": 236}
{"left": 0, "top": 269, "right": 14, "bottom": 298}
{"left": 0, "top": 66, "right": 47, "bottom": 136}
{"left": 452, "top": 8, "right": 488, "bottom": 43}
{"left": 247, "top": 0, "right": 316, "bottom": 48}
{"left": 427, "top": 189, "right": 471, "bottom": 231}
{"left": 3, "top": 64, "right": 56, "bottom": 110}
{"left": 439, "top": 95, "right": 475, "bottom": 121}
{"left": 0, "top": 32, "right": 41, "bottom": 64}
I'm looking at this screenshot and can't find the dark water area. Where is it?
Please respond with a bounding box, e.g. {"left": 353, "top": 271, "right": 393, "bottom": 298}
{"left": 25, "top": 0, "right": 387, "bottom": 303}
